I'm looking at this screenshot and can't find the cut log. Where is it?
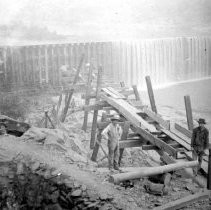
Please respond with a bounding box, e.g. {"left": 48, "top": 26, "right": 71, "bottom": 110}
{"left": 154, "top": 191, "right": 210, "bottom": 210}
{"left": 160, "top": 151, "right": 205, "bottom": 188}
{"left": 109, "top": 161, "right": 198, "bottom": 184}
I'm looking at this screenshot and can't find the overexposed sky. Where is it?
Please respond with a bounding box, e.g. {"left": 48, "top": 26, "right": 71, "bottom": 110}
{"left": 0, "top": 0, "right": 210, "bottom": 38}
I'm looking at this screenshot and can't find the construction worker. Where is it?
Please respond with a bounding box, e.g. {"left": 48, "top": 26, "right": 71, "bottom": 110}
{"left": 0, "top": 123, "right": 7, "bottom": 135}
{"left": 102, "top": 116, "right": 122, "bottom": 171}
{"left": 191, "top": 118, "right": 209, "bottom": 175}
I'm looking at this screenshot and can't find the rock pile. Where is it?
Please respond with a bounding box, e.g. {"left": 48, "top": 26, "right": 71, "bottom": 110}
{"left": 0, "top": 159, "right": 117, "bottom": 210}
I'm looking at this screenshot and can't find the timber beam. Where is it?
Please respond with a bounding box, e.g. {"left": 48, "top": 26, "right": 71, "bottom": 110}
{"left": 154, "top": 191, "right": 210, "bottom": 210}
{"left": 175, "top": 123, "right": 192, "bottom": 138}
{"left": 83, "top": 101, "right": 110, "bottom": 112}
{"left": 133, "top": 126, "right": 178, "bottom": 158}
{"left": 142, "top": 144, "right": 159, "bottom": 150}
{"left": 119, "top": 139, "right": 145, "bottom": 148}
{"left": 142, "top": 106, "right": 170, "bottom": 130}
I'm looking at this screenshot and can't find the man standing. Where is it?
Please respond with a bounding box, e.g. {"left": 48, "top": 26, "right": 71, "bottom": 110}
{"left": 191, "top": 118, "right": 209, "bottom": 175}
{"left": 102, "top": 116, "right": 122, "bottom": 171}
{"left": 0, "top": 123, "right": 7, "bottom": 135}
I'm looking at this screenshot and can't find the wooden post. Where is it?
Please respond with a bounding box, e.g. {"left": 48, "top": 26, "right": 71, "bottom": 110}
{"left": 38, "top": 46, "right": 42, "bottom": 87}
{"left": 60, "top": 54, "right": 84, "bottom": 122}
{"left": 46, "top": 113, "right": 55, "bottom": 129}
{"left": 90, "top": 65, "right": 103, "bottom": 149}
{"left": 145, "top": 76, "right": 157, "bottom": 113}
{"left": 119, "top": 121, "right": 130, "bottom": 166}
{"left": 91, "top": 112, "right": 106, "bottom": 161}
{"left": 45, "top": 111, "right": 48, "bottom": 128}
{"left": 120, "top": 81, "right": 125, "bottom": 88}
{"left": 82, "top": 63, "right": 93, "bottom": 131}
{"left": 44, "top": 46, "right": 49, "bottom": 84}
{"left": 56, "top": 94, "right": 63, "bottom": 115}
{"left": 184, "top": 95, "right": 194, "bottom": 131}
{"left": 132, "top": 85, "right": 143, "bottom": 106}
{"left": 207, "top": 148, "right": 211, "bottom": 190}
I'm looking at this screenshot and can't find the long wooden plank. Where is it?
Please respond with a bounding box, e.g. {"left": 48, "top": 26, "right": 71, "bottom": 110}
{"left": 175, "top": 123, "right": 192, "bottom": 138}
{"left": 90, "top": 66, "right": 103, "bottom": 149}
{"left": 102, "top": 88, "right": 120, "bottom": 98}
{"left": 101, "top": 94, "right": 157, "bottom": 132}
{"left": 60, "top": 54, "right": 84, "bottom": 122}
{"left": 161, "top": 129, "right": 191, "bottom": 151}
{"left": 142, "top": 144, "right": 159, "bottom": 150}
{"left": 170, "top": 127, "right": 191, "bottom": 145}
{"left": 143, "top": 106, "right": 170, "bottom": 130}
{"left": 107, "top": 87, "right": 126, "bottom": 99}
{"left": 134, "top": 127, "right": 178, "bottom": 157}
{"left": 82, "top": 63, "right": 93, "bottom": 131}
{"left": 154, "top": 191, "right": 210, "bottom": 210}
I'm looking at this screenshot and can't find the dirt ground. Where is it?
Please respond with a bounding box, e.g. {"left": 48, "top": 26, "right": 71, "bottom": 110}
{"left": 0, "top": 78, "right": 211, "bottom": 209}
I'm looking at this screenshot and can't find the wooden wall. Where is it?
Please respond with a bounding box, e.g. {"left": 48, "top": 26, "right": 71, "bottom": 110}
{"left": 0, "top": 37, "right": 210, "bottom": 90}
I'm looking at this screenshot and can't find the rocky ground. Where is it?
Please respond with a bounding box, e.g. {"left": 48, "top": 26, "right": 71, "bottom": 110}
{"left": 0, "top": 78, "right": 211, "bottom": 210}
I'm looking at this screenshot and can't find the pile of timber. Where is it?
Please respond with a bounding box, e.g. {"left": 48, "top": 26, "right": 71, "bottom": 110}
{"left": 83, "top": 75, "right": 209, "bottom": 189}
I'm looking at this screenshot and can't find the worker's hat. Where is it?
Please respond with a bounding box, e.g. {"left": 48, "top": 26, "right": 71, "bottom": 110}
{"left": 197, "top": 118, "right": 206, "bottom": 124}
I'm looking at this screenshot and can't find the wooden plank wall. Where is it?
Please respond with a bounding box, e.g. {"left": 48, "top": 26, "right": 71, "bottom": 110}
{"left": 0, "top": 37, "right": 210, "bottom": 90}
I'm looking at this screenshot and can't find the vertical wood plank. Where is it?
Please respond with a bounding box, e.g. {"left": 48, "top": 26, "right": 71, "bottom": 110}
{"left": 44, "top": 46, "right": 49, "bottom": 84}
{"left": 90, "top": 65, "right": 103, "bottom": 149}
{"left": 184, "top": 95, "right": 194, "bottom": 131}
{"left": 145, "top": 75, "right": 157, "bottom": 113}
{"left": 91, "top": 112, "right": 107, "bottom": 162}
{"left": 132, "top": 85, "right": 142, "bottom": 105}
{"left": 82, "top": 63, "right": 93, "bottom": 131}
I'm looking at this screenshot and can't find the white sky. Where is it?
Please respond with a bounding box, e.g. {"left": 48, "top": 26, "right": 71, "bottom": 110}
{"left": 0, "top": 0, "right": 210, "bottom": 38}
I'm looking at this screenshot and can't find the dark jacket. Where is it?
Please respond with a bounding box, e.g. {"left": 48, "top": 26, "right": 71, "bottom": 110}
{"left": 191, "top": 127, "right": 209, "bottom": 149}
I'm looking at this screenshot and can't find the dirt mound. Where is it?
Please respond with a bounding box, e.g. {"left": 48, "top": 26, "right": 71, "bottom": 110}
{"left": 19, "top": 126, "right": 90, "bottom": 164}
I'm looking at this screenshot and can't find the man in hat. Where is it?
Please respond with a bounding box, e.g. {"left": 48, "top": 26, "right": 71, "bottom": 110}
{"left": 0, "top": 123, "right": 7, "bottom": 135}
{"left": 191, "top": 118, "right": 209, "bottom": 175}
{"left": 102, "top": 115, "right": 122, "bottom": 171}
